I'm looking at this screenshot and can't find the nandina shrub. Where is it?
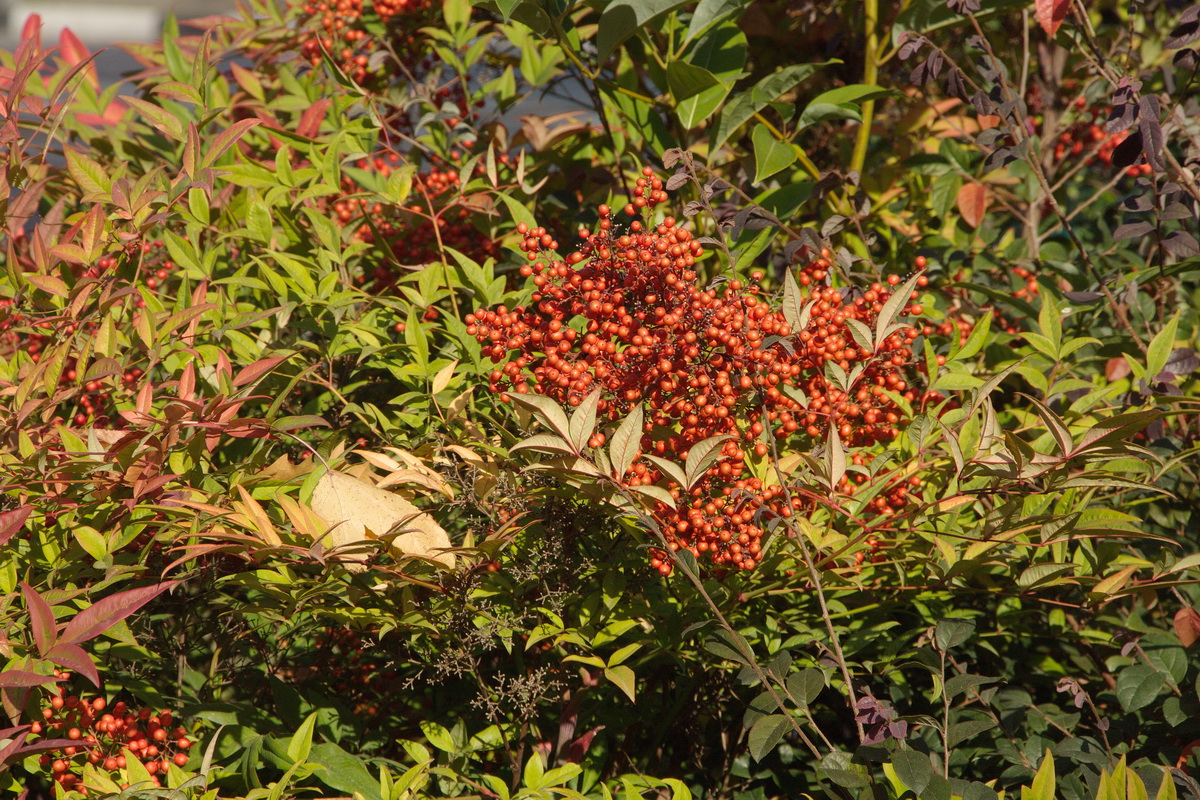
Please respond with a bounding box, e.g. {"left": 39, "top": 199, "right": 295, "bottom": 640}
{"left": 467, "top": 169, "right": 949, "bottom": 574}
{"left": 333, "top": 150, "right": 502, "bottom": 291}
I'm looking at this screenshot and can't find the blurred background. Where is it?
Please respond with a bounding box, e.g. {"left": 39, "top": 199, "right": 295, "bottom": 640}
{"left": 0, "top": 0, "right": 235, "bottom": 82}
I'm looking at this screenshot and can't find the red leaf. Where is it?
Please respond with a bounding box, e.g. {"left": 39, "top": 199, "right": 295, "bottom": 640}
{"left": 20, "top": 14, "right": 42, "bottom": 48}
{"left": 233, "top": 356, "right": 288, "bottom": 387}
{"left": 1174, "top": 607, "right": 1200, "bottom": 648}
{"left": 2, "top": 735, "right": 95, "bottom": 767}
{"left": 203, "top": 119, "right": 261, "bottom": 169}
{"left": 956, "top": 183, "right": 991, "bottom": 229}
{"left": 60, "top": 581, "right": 177, "bottom": 646}
{"left": 1035, "top": 0, "right": 1072, "bottom": 37}
{"left": 1105, "top": 357, "right": 1131, "bottom": 382}
{"left": 58, "top": 28, "right": 98, "bottom": 88}
{"left": 0, "top": 506, "right": 32, "bottom": 547}
{"left": 20, "top": 583, "right": 57, "bottom": 656}
{"left": 44, "top": 642, "right": 99, "bottom": 686}
{"left": 296, "top": 98, "right": 332, "bottom": 139}
{"left": 566, "top": 726, "right": 605, "bottom": 763}
{"left": 0, "top": 670, "right": 64, "bottom": 689}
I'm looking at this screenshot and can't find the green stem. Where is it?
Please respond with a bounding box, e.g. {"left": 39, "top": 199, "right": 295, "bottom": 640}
{"left": 849, "top": 0, "right": 879, "bottom": 179}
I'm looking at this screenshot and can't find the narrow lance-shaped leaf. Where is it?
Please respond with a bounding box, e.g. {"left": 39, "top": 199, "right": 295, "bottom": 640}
{"left": 61, "top": 581, "right": 177, "bottom": 646}
{"left": 825, "top": 425, "right": 845, "bottom": 491}
{"left": 1146, "top": 311, "right": 1181, "bottom": 380}
{"left": 608, "top": 404, "right": 643, "bottom": 478}
{"left": 20, "top": 583, "right": 57, "bottom": 655}
{"left": 44, "top": 642, "right": 100, "bottom": 686}
{"left": 1018, "top": 393, "right": 1073, "bottom": 456}
{"left": 0, "top": 671, "right": 65, "bottom": 689}
{"left": 874, "top": 273, "right": 923, "bottom": 345}
{"left": 569, "top": 389, "right": 601, "bottom": 451}
{"left": 643, "top": 455, "right": 688, "bottom": 489}
{"left": 0, "top": 506, "right": 32, "bottom": 547}
{"left": 684, "top": 435, "right": 731, "bottom": 488}
{"left": 510, "top": 393, "right": 574, "bottom": 442}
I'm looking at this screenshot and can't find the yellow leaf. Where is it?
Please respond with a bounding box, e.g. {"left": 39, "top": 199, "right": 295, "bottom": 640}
{"left": 309, "top": 471, "right": 454, "bottom": 568}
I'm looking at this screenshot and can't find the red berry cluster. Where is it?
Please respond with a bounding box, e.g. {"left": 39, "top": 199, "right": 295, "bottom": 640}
{"left": 0, "top": 300, "right": 146, "bottom": 428}
{"left": 331, "top": 151, "right": 500, "bottom": 291}
{"left": 1052, "top": 101, "right": 1152, "bottom": 178}
{"left": 298, "top": 0, "right": 436, "bottom": 86}
{"left": 30, "top": 680, "right": 193, "bottom": 794}
{"left": 466, "top": 168, "right": 935, "bottom": 574}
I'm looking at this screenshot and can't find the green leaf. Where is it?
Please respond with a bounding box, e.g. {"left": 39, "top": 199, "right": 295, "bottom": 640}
{"left": 781, "top": 265, "right": 806, "bottom": 331}
{"left": 667, "top": 59, "right": 722, "bottom": 102}
{"left": 1146, "top": 311, "right": 1181, "bottom": 379}
{"left": 892, "top": 750, "right": 933, "bottom": 795}
{"left": 1022, "top": 750, "right": 1056, "bottom": 800}
{"left": 751, "top": 123, "right": 797, "bottom": 183}
{"left": 1115, "top": 665, "right": 1166, "bottom": 712}
{"left": 420, "top": 721, "right": 456, "bottom": 752}
{"left": 509, "top": 392, "right": 573, "bottom": 442}
{"left": 892, "top": 0, "right": 1025, "bottom": 44}
{"left": 947, "top": 718, "right": 997, "bottom": 747}
{"left": 597, "top": 0, "right": 691, "bottom": 61}
{"left": 309, "top": 742, "right": 384, "bottom": 800}
{"left": 952, "top": 310, "right": 992, "bottom": 362}
{"left": 785, "top": 668, "right": 824, "bottom": 706}
{"left": 685, "top": 0, "right": 752, "bottom": 42}
{"left": 667, "top": 61, "right": 730, "bottom": 129}
{"left": 934, "top": 618, "right": 975, "bottom": 650}
{"left": 710, "top": 61, "right": 836, "bottom": 153}
{"left": 931, "top": 172, "right": 963, "bottom": 220}
{"left": 523, "top": 752, "right": 546, "bottom": 789}
{"left": 609, "top": 404, "right": 644, "bottom": 478}
{"left": 747, "top": 714, "right": 789, "bottom": 761}
{"left": 684, "top": 435, "right": 731, "bottom": 488}
{"left": 569, "top": 389, "right": 602, "bottom": 451}
{"left": 944, "top": 674, "right": 997, "bottom": 700}
{"left": 285, "top": 712, "right": 317, "bottom": 763}
{"left": 509, "top": 433, "right": 577, "bottom": 455}
{"left": 1038, "top": 290, "right": 1063, "bottom": 355}
{"left": 604, "top": 664, "right": 637, "bottom": 701}
{"left": 798, "top": 84, "right": 892, "bottom": 129}
{"left": 644, "top": 454, "right": 688, "bottom": 489}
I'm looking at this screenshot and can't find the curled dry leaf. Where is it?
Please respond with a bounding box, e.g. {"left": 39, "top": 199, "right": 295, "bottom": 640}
{"left": 309, "top": 470, "right": 454, "bottom": 568}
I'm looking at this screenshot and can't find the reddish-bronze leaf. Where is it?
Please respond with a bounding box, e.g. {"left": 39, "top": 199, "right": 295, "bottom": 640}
{"left": 58, "top": 28, "right": 98, "bottom": 88}
{"left": 60, "top": 581, "right": 177, "bottom": 646}
{"left": 20, "top": 583, "right": 57, "bottom": 656}
{"left": 1174, "top": 606, "right": 1200, "bottom": 648}
{"left": 956, "top": 183, "right": 991, "bottom": 229}
{"left": 0, "top": 506, "right": 32, "bottom": 547}
{"left": 20, "top": 14, "right": 42, "bottom": 48}
{"left": 1106, "top": 358, "right": 1132, "bottom": 382}
{"left": 1036, "top": 0, "right": 1073, "bottom": 37}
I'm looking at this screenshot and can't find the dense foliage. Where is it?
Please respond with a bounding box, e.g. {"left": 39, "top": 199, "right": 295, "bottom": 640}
{"left": 1, "top": 0, "right": 1198, "bottom": 798}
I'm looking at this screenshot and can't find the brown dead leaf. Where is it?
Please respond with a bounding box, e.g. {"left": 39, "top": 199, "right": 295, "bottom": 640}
{"left": 1174, "top": 606, "right": 1200, "bottom": 648}
{"left": 257, "top": 454, "right": 314, "bottom": 483}
{"left": 309, "top": 470, "right": 454, "bottom": 568}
